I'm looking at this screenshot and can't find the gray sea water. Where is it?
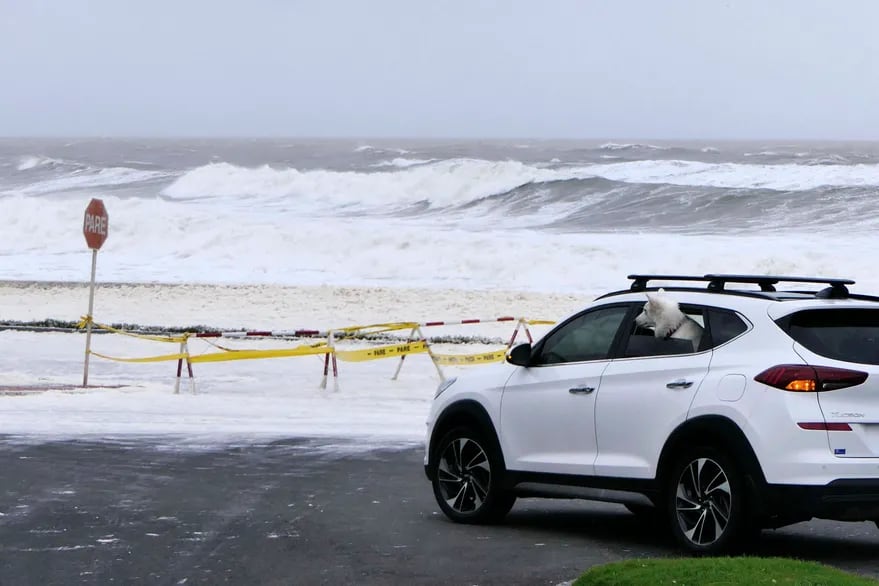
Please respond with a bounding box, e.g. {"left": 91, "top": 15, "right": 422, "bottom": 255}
{"left": 3, "top": 137, "right": 879, "bottom": 233}
{"left": 1, "top": 138, "right": 878, "bottom": 292}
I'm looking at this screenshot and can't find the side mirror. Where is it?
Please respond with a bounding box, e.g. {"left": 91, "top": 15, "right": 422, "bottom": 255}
{"left": 506, "top": 343, "right": 532, "bottom": 367}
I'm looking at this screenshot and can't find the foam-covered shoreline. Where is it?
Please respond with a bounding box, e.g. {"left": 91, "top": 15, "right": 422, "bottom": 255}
{"left": 0, "top": 280, "right": 587, "bottom": 445}
{"left": 0, "top": 280, "right": 592, "bottom": 332}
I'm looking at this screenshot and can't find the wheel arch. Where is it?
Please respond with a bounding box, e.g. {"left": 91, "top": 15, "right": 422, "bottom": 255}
{"left": 427, "top": 399, "right": 504, "bottom": 480}
{"left": 657, "top": 415, "right": 767, "bottom": 504}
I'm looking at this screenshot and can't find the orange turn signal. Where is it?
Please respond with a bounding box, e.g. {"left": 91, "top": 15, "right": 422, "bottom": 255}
{"left": 785, "top": 379, "right": 817, "bottom": 392}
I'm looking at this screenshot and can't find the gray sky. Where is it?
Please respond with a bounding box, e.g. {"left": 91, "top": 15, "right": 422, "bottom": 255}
{"left": 1, "top": 0, "right": 877, "bottom": 140}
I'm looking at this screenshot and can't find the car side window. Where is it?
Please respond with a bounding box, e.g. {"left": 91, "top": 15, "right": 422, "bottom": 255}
{"left": 624, "top": 305, "right": 706, "bottom": 358}
{"left": 534, "top": 306, "right": 628, "bottom": 365}
{"left": 703, "top": 309, "right": 748, "bottom": 348}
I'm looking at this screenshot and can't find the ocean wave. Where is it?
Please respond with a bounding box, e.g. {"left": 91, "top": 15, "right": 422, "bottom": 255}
{"left": 161, "top": 159, "right": 587, "bottom": 208}
{"left": 439, "top": 173, "right": 879, "bottom": 235}
{"left": 585, "top": 159, "right": 879, "bottom": 190}
{"left": 599, "top": 143, "right": 668, "bottom": 151}
{"left": 804, "top": 154, "right": 850, "bottom": 165}
{"left": 16, "top": 155, "right": 71, "bottom": 171}
{"left": 353, "top": 145, "right": 410, "bottom": 154}
{"left": 12, "top": 155, "right": 879, "bottom": 208}
{"left": 3, "top": 166, "right": 173, "bottom": 197}
{"left": 159, "top": 158, "right": 879, "bottom": 213}
{"left": 369, "top": 158, "right": 436, "bottom": 168}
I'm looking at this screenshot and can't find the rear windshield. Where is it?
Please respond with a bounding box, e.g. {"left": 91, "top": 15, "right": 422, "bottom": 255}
{"left": 778, "top": 309, "right": 879, "bottom": 365}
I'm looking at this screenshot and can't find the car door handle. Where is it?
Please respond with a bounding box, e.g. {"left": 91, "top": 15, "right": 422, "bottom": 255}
{"left": 569, "top": 386, "right": 595, "bottom": 395}
{"left": 666, "top": 379, "right": 694, "bottom": 389}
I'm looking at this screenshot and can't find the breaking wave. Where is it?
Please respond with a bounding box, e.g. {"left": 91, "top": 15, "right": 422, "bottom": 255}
{"left": 3, "top": 165, "right": 173, "bottom": 197}
{"left": 17, "top": 155, "right": 64, "bottom": 171}
{"left": 160, "top": 158, "right": 879, "bottom": 210}
{"left": 599, "top": 143, "right": 669, "bottom": 151}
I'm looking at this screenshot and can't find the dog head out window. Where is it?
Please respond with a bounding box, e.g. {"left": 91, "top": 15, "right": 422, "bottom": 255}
{"left": 626, "top": 304, "right": 748, "bottom": 358}
{"left": 628, "top": 294, "right": 705, "bottom": 356}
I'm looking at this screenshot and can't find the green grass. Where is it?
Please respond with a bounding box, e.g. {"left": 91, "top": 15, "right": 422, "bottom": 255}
{"left": 574, "top": 557, "right": 878, "bottom": 586}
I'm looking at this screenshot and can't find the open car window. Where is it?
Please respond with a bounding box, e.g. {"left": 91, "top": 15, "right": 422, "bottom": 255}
{"left": 624, "top": 304, "right": 705, "bottom": 357}
{"left": 623, "top": 305, "right": 749, "bottom": 358}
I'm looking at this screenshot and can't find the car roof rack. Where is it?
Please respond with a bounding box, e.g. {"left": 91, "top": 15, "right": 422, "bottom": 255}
{"left": 627, "top": 274, "right": 855, "bottom": 298}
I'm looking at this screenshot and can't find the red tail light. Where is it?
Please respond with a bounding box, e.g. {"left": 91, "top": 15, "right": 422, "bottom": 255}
{"left": 754, "top": 364, "right": 868, "bottom": 392}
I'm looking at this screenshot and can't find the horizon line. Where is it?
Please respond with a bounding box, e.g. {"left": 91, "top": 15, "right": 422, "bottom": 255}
{"left": 2, "top": 134, "right": 879, "bottom": 144}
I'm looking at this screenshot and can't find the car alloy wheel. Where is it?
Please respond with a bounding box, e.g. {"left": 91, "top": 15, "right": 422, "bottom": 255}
{"left": 432, "top": 426, "right": 516, "bottom": 524}
{"left": 437, "top": 436, "right": 491, "bottom": 514}
{"left": 666, "top": 446, "right": 752, "bottom": 554}
{"left": 674, "top": 457, "right": 731, "bottom": 546}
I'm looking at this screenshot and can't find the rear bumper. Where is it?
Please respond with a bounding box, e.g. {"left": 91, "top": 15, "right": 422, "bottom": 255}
{"left": 763, "top": 479, "right": 879, "bottom": 523}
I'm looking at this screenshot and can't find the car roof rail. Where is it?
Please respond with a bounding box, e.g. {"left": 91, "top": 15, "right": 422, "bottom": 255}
{"left": 628, "top": 275, "right": 716, "bottom": 292}
{"left": 627, "top": 274, "right": 855, "bottom": 296}
{"left": 705, "top": 274, "right": 854, "bottom": 296}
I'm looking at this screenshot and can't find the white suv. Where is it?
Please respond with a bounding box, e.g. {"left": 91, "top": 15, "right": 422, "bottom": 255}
{"left": 424, "top": 274, "right": 879, "bottom": 554}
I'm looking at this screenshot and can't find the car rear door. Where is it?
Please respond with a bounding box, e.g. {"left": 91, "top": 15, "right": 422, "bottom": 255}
{"left": 593, "top": 304, "right": 712, "bottom": 479}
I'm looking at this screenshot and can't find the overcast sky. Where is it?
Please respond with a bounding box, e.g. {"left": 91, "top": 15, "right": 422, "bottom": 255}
{"left": 1, "top": 0, "right": 877, "bottom": 140}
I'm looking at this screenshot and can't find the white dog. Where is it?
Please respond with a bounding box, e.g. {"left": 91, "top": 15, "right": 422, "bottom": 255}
{"left": 634, "top": 289, "right": 704, "bottom": 351}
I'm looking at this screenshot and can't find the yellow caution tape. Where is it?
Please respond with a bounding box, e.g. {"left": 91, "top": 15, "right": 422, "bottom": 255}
{"left": 89, "top": 344, "right": 332, "bottom": 364}
{"left": 335, "top": 341, "right": 428, "bottom": 362}
{"left": 81, "top": 315, "right": 556, "bottom": 368}
{"left": 90, "top": 344, "right": 509, "bottom": 366}
{"left": 432, "top": 349, "right": 509, "bottom": 366}
{"left": 78, "top": 316, "right": 189, "bottom": 343}
{"left": 88, "top": 350, "right": 190, "bottom": 363}
{"left": 199, "top": 337, "right": 328, "bottom": 353}
{"left": 188, "top": 345, "right": 332, "bottom": 363}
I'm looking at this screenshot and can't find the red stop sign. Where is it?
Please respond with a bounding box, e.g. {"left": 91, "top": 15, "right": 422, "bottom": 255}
{"left": 83, "top": 198, "right": 109, "bottom": 250}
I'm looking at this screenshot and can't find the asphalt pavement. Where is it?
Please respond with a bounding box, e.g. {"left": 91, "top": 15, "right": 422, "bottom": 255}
{"left": 0, "top": 438, "right": 878, "bottom": 585}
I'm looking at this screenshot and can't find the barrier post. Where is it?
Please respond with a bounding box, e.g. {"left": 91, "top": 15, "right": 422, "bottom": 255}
{"left": 417, "top": 326, "right": 446, "bottom": 381}
{"left": 391, "top": 325, "right": 418, "bottom": 381}
{"left": 507, "top": 318, "right": 535, "bottom": 346}
{"left": 174, "top": 338, "right": 186, "bottom": 394}
{"left": 330, "top": 331, "right": 339, "bottom": 392}
{"left": 507, "top": 319, "right": 523, "bottom": 348}
{"left": 320, "top": 351, "right": 329, "bottom": 390}
{"left": 184, "top": 337, "right": 196, "bottom": 394}
{"left": 321, "top": 330, "right": 339, "bottom": 390}
{"left": 524, "top": 320, "right": 535, "bottom": 344}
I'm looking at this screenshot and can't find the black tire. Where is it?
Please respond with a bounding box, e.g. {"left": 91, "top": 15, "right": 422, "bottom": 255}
{"left": 665, "top": 445, "right": 755, "bottom": 554}
{"left": 431, "top": 426, "right": 516, "bottom": 524}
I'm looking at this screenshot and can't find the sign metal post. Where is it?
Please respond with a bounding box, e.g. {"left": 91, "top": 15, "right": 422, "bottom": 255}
{"left": 82, "top": 198, "right": 109, "bottom": 387}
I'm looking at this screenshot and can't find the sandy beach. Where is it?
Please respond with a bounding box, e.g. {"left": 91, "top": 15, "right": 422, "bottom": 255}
{"left": 0, "top": 280, "right": 592, "bottom": 333}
